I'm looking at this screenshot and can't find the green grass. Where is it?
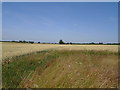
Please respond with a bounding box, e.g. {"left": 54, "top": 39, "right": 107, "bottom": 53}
{"left": 3, "top": 50, "right": 55, "bottom": 88}
{"left": 2, "top": 50, "right": 118, "bottom": 88}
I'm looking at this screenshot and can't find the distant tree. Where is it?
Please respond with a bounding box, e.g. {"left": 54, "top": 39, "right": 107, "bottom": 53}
{"left": 90, "top": 42, "right": 95, "bottom": 44}
{"left": 19, "top": 40, "right": 22, "bottom": 43}
{"left": 29, "top": 41, "right": 34, "bottom": 44}
{"left": 23, "top": 40, "right": 26, "bottom": 43}
{"left": 31, "top": 41, "right": 34, "bottom": 44}
{"left": 99, "top": 42, "right": 103, "bottom": 44}
{"left": 38, "top": 42, "right": 40, "bottom": 44}
{"left": 11, "top": 40, "right": 16, "bottom": 42}
{"left": 70, "top": 42, "right": 72, "bottom": 44}
{"left": 59, "top": 40, "right": 64, "bottom": 44}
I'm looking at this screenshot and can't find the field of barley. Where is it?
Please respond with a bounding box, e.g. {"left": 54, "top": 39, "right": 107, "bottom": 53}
{"left": 1, "top": 42, "right": 118, "bottom": 60}
{"left": 2, "top": 42, "right": 119, "bottom": 88}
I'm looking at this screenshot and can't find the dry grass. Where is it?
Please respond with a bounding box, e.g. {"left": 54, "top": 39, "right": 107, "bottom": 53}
{"left": 2, "top": 42, "right": 118, "bottom": 60}
{"left": 3, "top": 49, "right": 118, "bottom": 88}
{"left": 21, "top": 50, "right": 118, "bottom": 88}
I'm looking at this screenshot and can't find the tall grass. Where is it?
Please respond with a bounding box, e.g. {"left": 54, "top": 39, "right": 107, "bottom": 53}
{"left": 2, "top": 50, "right": 118, "bottom": 88}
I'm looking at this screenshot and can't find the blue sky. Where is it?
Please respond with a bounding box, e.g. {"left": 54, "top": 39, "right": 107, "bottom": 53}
{"left": 2, "top": 2, "right": 118, "bottom": 43}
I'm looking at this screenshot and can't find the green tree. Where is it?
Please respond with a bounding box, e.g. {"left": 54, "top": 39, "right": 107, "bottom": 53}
{"left": 70, "top": 42, "right": 72, "bottom": 44}
{"left": 59, "top": 40, "right": 64, "bottom": 44}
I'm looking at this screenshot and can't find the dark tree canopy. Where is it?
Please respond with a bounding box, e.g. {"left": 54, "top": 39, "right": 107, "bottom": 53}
{"left": 70, "top": 42, "right": 72, "bottom": 44}
{"left": 59, "top": 40, "right": 64, "bottom": 44}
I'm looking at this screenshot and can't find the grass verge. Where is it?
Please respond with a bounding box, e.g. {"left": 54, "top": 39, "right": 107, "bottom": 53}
{"left": 2, "top": 50, "right": 118, "bottom": 88}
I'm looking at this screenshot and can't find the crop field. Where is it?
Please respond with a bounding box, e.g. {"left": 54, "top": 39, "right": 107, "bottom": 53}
{"left": 2, "top": 42, "right": 118, "bottom": 60}
{"left": 2, "top": 42, "right": 119, "bottom": 88}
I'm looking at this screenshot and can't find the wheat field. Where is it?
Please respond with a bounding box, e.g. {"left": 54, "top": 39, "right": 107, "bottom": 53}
{"left": 2, "top": 42, "right": 119, "bottom": 88}
{"left": 1, "top": 42, "right": 118, "bottom": 60}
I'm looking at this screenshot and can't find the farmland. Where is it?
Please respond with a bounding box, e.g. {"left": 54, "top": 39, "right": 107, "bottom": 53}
{"left": 2, "top": 42, "right": 118, "bottom": 60}
{"left": 2, "top": 42, "right": 119, "bottom": 88}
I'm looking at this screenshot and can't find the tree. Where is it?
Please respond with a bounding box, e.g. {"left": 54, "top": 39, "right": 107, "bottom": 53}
{"left": 90, "top": 42, "right": 95, "bottom": 44}
{"left": 59, "top": 40, "right": 64, "bottom": 44}
{"left": 29, "top": 41, "right": 34, "bottom": 44}
{"left": 23, "top": 40, "right": 26, "bottom": 43}
{"left": 19, "top": 40, "right": 22, "bottom": 43}
{"left": 99, "top": 42, "right": 103, "bottom": 44}
{"left": 70, "top": 42, "right": 72, "bottom": 44}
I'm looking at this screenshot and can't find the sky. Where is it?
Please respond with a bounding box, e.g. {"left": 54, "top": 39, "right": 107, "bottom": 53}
{"left": 2, "top": 2, "right": 118, "bottom": 43}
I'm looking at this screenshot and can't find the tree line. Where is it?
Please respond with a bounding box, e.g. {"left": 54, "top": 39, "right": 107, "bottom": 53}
{"left": 58, "top": 40, "right": 119, "bottom": 45}
{"left": 0, "top": 40, "right": 119, "bottom": 45}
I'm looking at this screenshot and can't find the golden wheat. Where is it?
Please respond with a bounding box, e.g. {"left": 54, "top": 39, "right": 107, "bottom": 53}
{"left": 2, "top": 42, "right": 118, "bottom": 60}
